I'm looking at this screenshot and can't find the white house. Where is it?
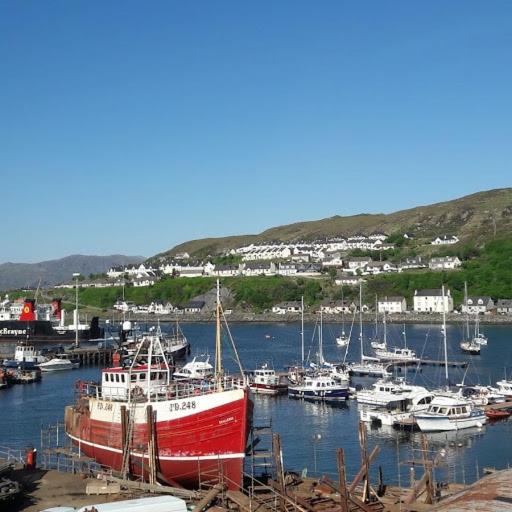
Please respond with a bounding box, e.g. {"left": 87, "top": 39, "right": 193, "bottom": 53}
{"left": 431, "top": 235, "right": 459, "bottom": 245}
{"left": 321, "top": 252, "right": 344, "bottom": 268}
{"left": 277, "top": 262, "right": 298, "bottom": 276}
{"left": 132, "top": 277, "right": 156, "bottom": 287}
{"left": 242, "top": 262, "right": 277, "bottom": 276}
{"left": 148, "top": 301, "right": 173, "bottom": 315}
{"left": 399, "top": 256, "right": 428, "bottom": 272}
{"left": 429, "top": 256, "right": 462, "bottom": 271}
{"left": 214, "top": 264, "right": 241, "bottom": 277}
{"left": 363, "top": 261, "right": 397, "bottom": 275}
{"left": 320, "top": 300, "right": 353, "bottom": 314}
{"left": 496, "top": 299, "right": 512, "bottom": 315}
{"left": 346, "top": 257, "right": 372, "bottom": 273}
{"left": 413, "top": 289, "right": 454, "bottom": 313}
{"left": 461, "top": 296, "right": 495, "bottom": 315}
{"left": 107, "top": 266, "right": 125, "bottom": 278}
{"left": 378, "top": 296, "right": 407, "bottom": 314}
{"left": 179, "top": 265, "right": 205, "bottom": 278}
{"left": 272, "top": 301, "right": 302, "bottom": 315}
{"left": 113, "top": 300, "right": 136, "bottom": 312}
{"left": 184, "top": 300, "right": 205, "bottom": 313}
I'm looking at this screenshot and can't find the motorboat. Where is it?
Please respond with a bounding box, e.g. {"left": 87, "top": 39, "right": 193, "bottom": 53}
{"left": 374, "top": 347, "right": 419, "bottom": 363}
{"left": 173, "top": 355, "right": 213, "bottom": 380}
{"left": 414, "top": 393, "right": 487, "bottom": 432}
{"left": 458, "top": 385, "right": 505, "bottom": 406}
{"left": 39, "top": 354, "right": 80, "bottom": 372}
{"left": 249, "top": 364, "right": 288, "bottom": 395}
{"left": 496, "top": 379, "right": 512, "bottom": 398}
{"left": 336, "top": 333, "right": 349, "bottom": 347}
{"left": 356, "top": 378, "right": 428, "bottom": 407}
{"left": 288, "top": 373, "right": 349, "bottom": 402}
{"left": 348, "top": 360, "right": 391, "bottom": 378}
{"left": 359, "top": 388, "right": 435, "bottom": 426}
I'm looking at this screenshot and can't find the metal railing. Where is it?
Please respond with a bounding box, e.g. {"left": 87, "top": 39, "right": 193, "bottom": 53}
{"left": 76, "top": 376, "right": 247, "bottom": 403}
{"left": 0, "top": 446, "right": 25, "bottom": 465}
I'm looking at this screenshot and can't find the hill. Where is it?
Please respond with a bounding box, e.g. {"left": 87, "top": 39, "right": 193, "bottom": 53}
{"left": 0, "top": 254, "right": 145, "bottom": 292}
{"left": 154, "top": 188, "right": 512, "bottom": 260}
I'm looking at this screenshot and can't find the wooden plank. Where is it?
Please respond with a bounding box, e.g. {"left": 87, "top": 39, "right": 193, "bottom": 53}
{"left": 349, "top": 447, "right": 380, "bottom": 493}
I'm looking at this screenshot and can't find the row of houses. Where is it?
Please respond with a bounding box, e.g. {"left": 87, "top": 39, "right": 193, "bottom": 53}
{"left": 272, "top": 292, "right": 512, "bottom": 315}
{"left": 113, "top": 299, "right": 208, "bottom": 315}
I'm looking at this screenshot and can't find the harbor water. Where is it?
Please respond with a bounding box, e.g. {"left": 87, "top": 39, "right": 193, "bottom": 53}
{"left": 1, "top": 320, "right": 512, "bottom": 487}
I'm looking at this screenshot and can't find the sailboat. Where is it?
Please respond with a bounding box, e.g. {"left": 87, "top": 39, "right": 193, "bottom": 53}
{"left": 373, "top": 311, "right": 419, "bottom": 363}
{"left": 335, "top": 286, "right": 349, "bottom": 347}
{"left": 370, "top": 296, "right": 386, "bottom": 350}
{"left": 414, "top": 286, "right": 487, "bottom": 432}
{"left": 64, "top": 280, "right": 252, "bottom": 490}
{"left": 460, "top": 282, "right": 480, "bottom": 355}
{"left": 473, "top": 314, "right": 488, "bottom": 346}
{"left": 347, "top": 283, "right": 390, "bottom": 378}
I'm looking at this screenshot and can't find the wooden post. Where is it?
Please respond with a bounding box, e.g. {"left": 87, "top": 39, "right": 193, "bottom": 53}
{"left": 421, "top": 435, "right": 435, "bottom": 505}
{"left": 120, "top": 405, "right": 128, "bottom": 478}
{"left": 146, "top": 405, "right": 157, "bottom": 486}
{"left": 336, "top": 448, "right": 350, "bottom": 512}
{"left": 358, "top": 421, "right": 371, "bottom": 503}
{"left": 272, "top": 433, "right": 286, "bottom": 511}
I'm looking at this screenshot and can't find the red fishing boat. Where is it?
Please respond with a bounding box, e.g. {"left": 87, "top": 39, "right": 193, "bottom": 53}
{"left": 65, "top": 283, "right": 252, "bottom": 490}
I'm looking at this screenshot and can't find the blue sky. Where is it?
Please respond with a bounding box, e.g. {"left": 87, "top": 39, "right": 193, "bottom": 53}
{"left": 1, "top": 1, "right": 511, "bottom": 263}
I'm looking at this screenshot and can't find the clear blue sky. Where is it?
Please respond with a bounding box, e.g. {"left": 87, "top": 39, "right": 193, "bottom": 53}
{"left": 1, "top": 1, "right": 511, "bottom": 263}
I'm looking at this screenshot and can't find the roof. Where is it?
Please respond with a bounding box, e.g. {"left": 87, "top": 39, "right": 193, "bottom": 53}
{"left": 185, "top": 300, "right": 205, "bottom": 309}
{"left": 415, "top": 289, "right": 450, "bottom": 297}
{"left": 497, "top": 299, "right": 512, "bottom": 307}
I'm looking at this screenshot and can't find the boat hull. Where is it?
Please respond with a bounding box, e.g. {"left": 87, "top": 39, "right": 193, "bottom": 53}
{"left": 65, "top": 387, "right": 252, "bottom": 490}
{"left": 250, "top": 383, "right": 288, "bottom": 395}
{"left": 415, "top": 412, "right": 487, "bottom": 432}
{"left": 288, "top": 387, "right": 348, "bottom": 402}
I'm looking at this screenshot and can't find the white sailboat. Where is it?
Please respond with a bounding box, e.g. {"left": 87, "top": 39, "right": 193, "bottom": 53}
{"left": 373, "top": 312, "right": 419, "bottom": 363}
{"left": 460, "top": 282, "right": 481, "bottom": 355}
{"left": 370, "top": 296, "right": 386, "bottom": 350}
{"left": 335, "top": 286, "right": 350, "bottom": 347}
{"left": 348, "top": 283, "right": 390, "bottom": 378}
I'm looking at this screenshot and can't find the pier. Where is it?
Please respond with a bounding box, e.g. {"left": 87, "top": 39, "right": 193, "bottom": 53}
{"left": 65, "top": 346, "right": 115, "bottom": 366}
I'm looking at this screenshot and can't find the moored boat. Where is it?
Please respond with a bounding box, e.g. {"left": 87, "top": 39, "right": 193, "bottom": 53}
{"left": 288, "top": 373, "right": 349, "bottom": 402}
{"left": 485, "top": 409, "right": 512, "bottom": 420}
{"left": 249, "top": 364, "right": 288, "bottom": 395}
{"left": 64, "top": 281, "right": 252, "bottom": 490}
{"left": 173, "top": 355, "right": 213, "bottom": 380}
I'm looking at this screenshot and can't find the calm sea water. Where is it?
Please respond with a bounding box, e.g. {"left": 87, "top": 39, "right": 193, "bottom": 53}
{"left": 1, "top": 320, "right": 512, "bottom": 487}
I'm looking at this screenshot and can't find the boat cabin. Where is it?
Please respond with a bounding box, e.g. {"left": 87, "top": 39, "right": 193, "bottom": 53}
{"left": 101, "top": 365, "right": 170, "bottom": 400}
{"left": 253, "top": 367, "right": 278, "bottom": 385}
{"left": 426, "top": 403, "right": 469, "bottom": 418}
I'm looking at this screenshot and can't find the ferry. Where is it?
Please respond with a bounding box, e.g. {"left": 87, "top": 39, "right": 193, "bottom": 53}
{"left": 0, "top": 298, "right": 102, "bottom": 342}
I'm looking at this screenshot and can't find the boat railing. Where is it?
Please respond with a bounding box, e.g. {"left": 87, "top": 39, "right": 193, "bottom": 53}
{"left": 76, "top": 376, "right": 247, "bottom": 402}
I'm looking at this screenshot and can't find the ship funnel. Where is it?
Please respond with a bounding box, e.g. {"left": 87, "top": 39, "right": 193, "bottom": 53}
{"left": 19, "top": 300, "right": 36, "bottom": 321}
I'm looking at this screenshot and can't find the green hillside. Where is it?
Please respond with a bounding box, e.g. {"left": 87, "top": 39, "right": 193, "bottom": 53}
{"left": 53, "top": 238, "right": 512, "bottom": 313}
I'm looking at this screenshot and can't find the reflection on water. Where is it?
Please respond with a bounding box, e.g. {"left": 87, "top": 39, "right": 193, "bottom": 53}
{"left": 1, "top": 322, "right": 512, "bottom": 485}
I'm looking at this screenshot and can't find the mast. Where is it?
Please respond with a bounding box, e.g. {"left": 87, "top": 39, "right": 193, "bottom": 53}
{"left": 301, "top": 296, "right": 305, "bottom": 367}
{"left": 319, "top": 309, "right": 324, "bottom": 365}
{"left": 341, "top": 285, "right": 345, "bottom": 336}
{"left": 442, "top": 285, "right": 449, "bottom": 389}
{"left": 383, "top": 309, "right": 387, "bottom": 349}
{"left": 464, "top": 281, "right": 469, "bottom": 339}
{"left": 359, "top": 281, "right": 364, "bottom": 364}
{"left": 215, "top": 279, "right": 223, "bottom": 386}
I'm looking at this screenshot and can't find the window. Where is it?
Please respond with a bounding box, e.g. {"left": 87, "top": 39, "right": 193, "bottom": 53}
{"left": 105, "top": 374, "right": 109, "bottom": 382}
{"left": 130, "top": 374, "right": 136, "bottom": 382}
{"left": 115, "top": 374, "right": 119, "bottom": 383}
{"left": 139, "top": 373, "right": 146, "bottom": 380}
{"left": 121, "top": 374, "right": 125, "bottom": 383}
{"left": 439, "top": 407, "right": 447, "bottom": 414}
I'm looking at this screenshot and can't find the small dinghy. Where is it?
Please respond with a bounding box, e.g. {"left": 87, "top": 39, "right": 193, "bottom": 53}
{"left": 485, "top": 409, "right": 512, "bottom": 420}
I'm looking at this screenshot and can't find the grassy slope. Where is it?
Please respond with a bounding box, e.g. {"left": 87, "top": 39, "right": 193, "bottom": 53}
{"left": 154, "top": 188, "right": 512, "bottom": 259}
